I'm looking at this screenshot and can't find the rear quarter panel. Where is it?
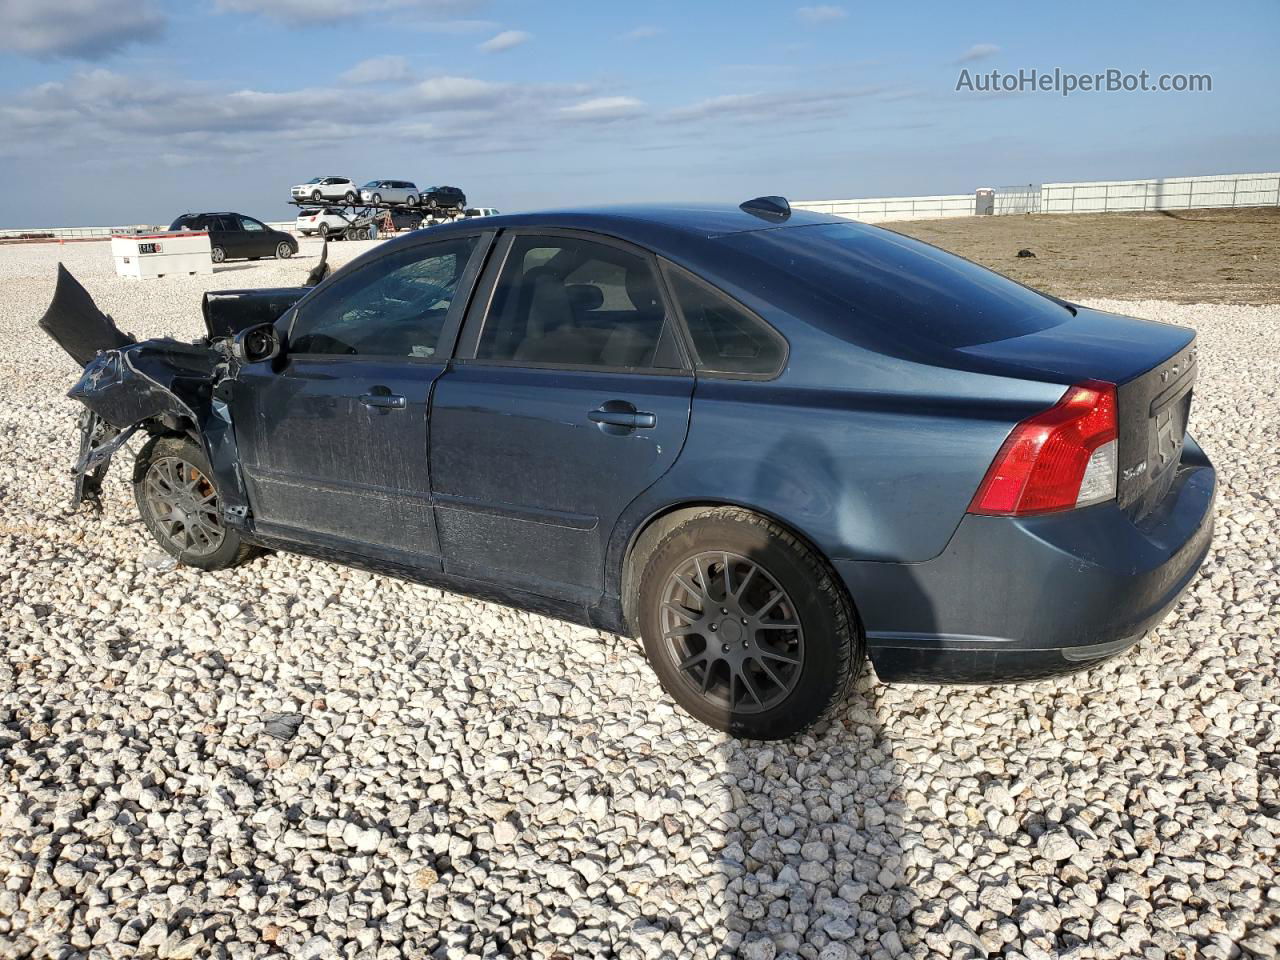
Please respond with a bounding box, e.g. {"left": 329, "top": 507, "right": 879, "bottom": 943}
{"left": 602, "top": 255, "right": 1069, "bottom": 600}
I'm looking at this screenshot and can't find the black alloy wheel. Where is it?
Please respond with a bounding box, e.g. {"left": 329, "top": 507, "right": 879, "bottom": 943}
{"left": 637, "top": 507, "right": 862, "bottom": 739}
{"left": 133, "top": 437, "right": 253, "bottom": 570}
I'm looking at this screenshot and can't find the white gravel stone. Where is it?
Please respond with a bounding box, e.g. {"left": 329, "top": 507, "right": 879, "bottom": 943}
{"left": 0, "top": 245, "right": 1277, "bottom": 958}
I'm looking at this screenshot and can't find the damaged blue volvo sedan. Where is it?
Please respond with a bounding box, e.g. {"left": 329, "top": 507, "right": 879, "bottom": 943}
{"left": 40, "top": 198, "right": 1215, "bottom": 739}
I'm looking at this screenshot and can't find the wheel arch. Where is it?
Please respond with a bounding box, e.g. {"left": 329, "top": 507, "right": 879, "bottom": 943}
{"left": 129, "top": 418, "right": 202, "bottom": 483}
{"left": 616, "top": 498, "right": 856, "bottom": 636}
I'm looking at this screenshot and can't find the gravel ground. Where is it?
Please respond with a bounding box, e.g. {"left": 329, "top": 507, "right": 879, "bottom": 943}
{"left": 0, "top": 240, "right": 1277, "bottom": 960}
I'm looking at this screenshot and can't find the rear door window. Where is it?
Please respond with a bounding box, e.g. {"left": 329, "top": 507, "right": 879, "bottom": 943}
{"left": 664, "top": 265, "right": 787, "bottom": 376}
{"left": 475, "top": 235, "right": 682, "bottom": 369}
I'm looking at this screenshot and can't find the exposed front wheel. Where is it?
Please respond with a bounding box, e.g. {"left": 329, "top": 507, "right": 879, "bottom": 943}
{"left": 637, "top": 507, "right": 862, "bottom": 739}
{"left": 276, "top": 241, "right": 293, "bottom": 259}
{"left": 134, "top": 437, "right": 253, "bottom": 571}
{"left": 406, "top": 195, "right": 417, "bottom": 207}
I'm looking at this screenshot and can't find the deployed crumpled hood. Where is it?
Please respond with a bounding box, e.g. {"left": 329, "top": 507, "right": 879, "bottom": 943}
{"left": 38, "top": 263, "right": 135, "bottom": 366}
{"left": 202, "top": 287, "right": 308, "bottom": 340}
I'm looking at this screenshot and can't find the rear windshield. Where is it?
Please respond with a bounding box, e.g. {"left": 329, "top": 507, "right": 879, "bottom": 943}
{"left": 723, "top": 222, "right": 1070, "bottom": 348}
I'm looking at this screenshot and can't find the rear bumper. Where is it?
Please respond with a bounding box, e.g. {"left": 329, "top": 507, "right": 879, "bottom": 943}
{"left": 835, "top": 436, "right": 1215, "bottom": 683}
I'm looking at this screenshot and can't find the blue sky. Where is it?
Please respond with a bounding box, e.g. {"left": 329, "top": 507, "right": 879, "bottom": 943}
{"left": 0, "top": 0, "right": 1276, "bottom": 227}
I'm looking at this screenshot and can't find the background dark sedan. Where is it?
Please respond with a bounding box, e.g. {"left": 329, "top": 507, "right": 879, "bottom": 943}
{"left": 169, "top": 212, "right": 297, "bottom": 263}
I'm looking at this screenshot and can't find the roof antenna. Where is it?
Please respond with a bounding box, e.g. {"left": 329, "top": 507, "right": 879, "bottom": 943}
{"left": 739, "top": 196, "right": 791, "bottom": 222}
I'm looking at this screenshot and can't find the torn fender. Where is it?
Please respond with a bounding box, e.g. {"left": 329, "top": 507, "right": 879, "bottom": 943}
{"left": 42, "top": 265, "right": 251, "bottom": 520}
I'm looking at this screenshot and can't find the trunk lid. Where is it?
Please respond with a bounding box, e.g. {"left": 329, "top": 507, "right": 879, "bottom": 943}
{"left": 958, "top": 306, "right": 1197, "bottom": 519}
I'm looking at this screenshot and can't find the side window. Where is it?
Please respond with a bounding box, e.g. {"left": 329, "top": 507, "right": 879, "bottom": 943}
{"left": 476, "top": 235, "right": 680, "bottom": 369}
{"left": 219, "top": 217, "right": 242, "bottom": 232}
{"left": 665, "top": 266, "right": 787, "bottom": 376}
{"left": 291, "top": 237, "right": 478, "bottom": 358}
{"left": 241, "top": 217, "right": 265, "bottom": 231}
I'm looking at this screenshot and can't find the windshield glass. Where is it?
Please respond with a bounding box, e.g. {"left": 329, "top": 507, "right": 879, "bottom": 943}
{"left": 362, "top": 181, "right": 380, "bottom": 188}
{"left": 305, "top": 177, "right": 323, "bottom": 184}
{"left": 723, "top": 222, "right": 1071, "bottom": 349}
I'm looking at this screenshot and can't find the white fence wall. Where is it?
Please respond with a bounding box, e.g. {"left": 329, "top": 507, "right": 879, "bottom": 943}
{"left": 792, "top": 193, "right": 974, "bottom": 223}
{"left": 796, "top": 170, "right": 1280, "bottom": 224}
{"left": 1041, "top": 172, "right": 1280, "bottom": 213}
{"left": 0, "top": 224, "right": 164, "bottom": 241}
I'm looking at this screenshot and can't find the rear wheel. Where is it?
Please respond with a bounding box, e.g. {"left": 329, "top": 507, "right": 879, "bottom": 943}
{"left": 636, "top": 507, "right": 862, "bottom": 739}
{"left": 134, "top": 437, "right": 253, "bottom": 571}
{"left": 210, "top": 246, "right": 226, "bottom": 263}
{"left": 318, "top": 222, "right": 330, "bottom": 238}
{"left": 345, "top": 191, "right": 357, "bottom": 203}
{"left": 406, "top": 195, "right": 417, "bottom": 207}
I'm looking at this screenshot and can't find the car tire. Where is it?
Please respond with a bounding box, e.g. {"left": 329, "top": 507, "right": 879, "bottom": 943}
{"left": 426, "top": 199, "right": 438, "bottom": 211}
{"left": 318, "top": 223, "right": 329, "bottom": 238}
{"left": 311, "top": 190, "right": 322, "bottom": 201}
{"left": 345, "top": 191, "right": 357, "bottom": 203}
{"left": 636, "top": 507, "right": 862, "bottom": 739}
{"left": 372, "top": 193, "right": 382, "bottom": 205}
{"left": 276, "top": 241, "right": 293, "bottom": 259}
{"left": 133, "top": 436, "right": 254, "bottom": 572}
{"left": 210, "top": 246, "right": 226, "bottom": 263}
{"left": 406, "top": 195, "right": 417, "bottom": 207}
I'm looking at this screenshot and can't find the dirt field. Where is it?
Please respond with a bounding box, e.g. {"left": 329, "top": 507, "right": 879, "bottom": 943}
{"left": 891, "top": 206, "right": 1280, "bottom": 304}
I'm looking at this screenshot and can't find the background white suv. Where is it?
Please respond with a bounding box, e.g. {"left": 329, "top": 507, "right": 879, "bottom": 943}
{"left": 291, "top": 177, "right": 358, "bottom": 202}
{"left": 295, "top": 207, "right": 352, "bottom": 237}
{"left": 360, "top": 180, "right": 419, "bottom": 206}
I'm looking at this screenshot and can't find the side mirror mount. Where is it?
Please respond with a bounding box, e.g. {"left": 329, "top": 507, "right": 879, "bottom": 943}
{"left": 232, "top": 322, "right": 283, "bottom": 363}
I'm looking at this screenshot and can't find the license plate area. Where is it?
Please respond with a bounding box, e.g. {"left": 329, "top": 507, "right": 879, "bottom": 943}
{"left": 1117, "top": 340, "right": 1198, "bottom": 520}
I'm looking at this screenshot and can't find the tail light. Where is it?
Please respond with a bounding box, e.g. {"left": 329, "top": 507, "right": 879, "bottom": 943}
{"left": 969, "top": 380, "right": 1118, "bottom": 516}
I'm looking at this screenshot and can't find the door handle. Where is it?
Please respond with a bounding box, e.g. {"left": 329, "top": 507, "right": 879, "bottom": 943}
{"left": 360, "top": 393, "right": 406, "bottom": 409}
{"left": 589, "top": 404, "right": 656, "bottom": 430}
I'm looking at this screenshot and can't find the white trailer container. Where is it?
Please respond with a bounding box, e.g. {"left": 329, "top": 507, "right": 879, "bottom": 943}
{"left": 111, "top": 231, "right": 212, "bottom": 279}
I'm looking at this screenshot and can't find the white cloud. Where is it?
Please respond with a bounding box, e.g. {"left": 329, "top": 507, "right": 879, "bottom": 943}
{"left": 214, "top": 0, "right": 482, "bottom": 26}
{"left": 622, "top": 25, "right": 663, "bottom": 40}
{"left": 0, "top": 0, "right": 164, "bottom": 59}
{"left": 558, "top": 96, "right": 645, "bottom": 122}
{"left": 0, "top": 68, "right": 549, "bottom": 160}
{"left": 340, "top": 55, "right": 413, "bottom": 85}
{"left": 669, "top": 87, "right": 876, "bottom": 122}
{"left": 797, "top": 5, "right": 847, "bottom": 25}
{"left": 477, "top": 29, "right": 531, "bottom": 53}
{"left": 954, "top": 43, "right": 1000, "bottom": 64}
{"left": 413, "top": 75, "right": 504, "bottom": 107}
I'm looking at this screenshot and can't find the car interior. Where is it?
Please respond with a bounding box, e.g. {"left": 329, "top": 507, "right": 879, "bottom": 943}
{"left": 477, "top": 239, "right": 672, "bottom": 368}
{"left": 289, "top": 241, "right": 475, "bottom": 358}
